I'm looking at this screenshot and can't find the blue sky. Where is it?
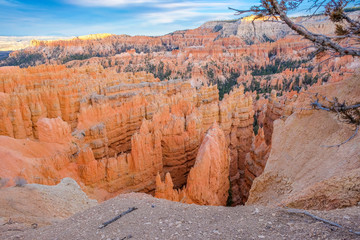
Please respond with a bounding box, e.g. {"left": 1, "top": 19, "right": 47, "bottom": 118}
{"left": 0, "top": 0, "right": 342, "bottom": 37}
{"left": 0, "top": 0, "right": 262, "bottom": 36}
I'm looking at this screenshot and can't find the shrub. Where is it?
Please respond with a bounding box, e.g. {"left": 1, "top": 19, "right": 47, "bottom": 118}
{"left": 0, "top": 177, "right": 9, "bottom": 188}
{"left": 14, "top": 176, "right": 27, "bottom": 187}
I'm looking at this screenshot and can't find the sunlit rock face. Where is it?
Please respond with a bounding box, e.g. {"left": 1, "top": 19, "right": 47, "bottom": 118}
{"left": 155, "top": 123, "right": 230, "bottom": 206}
{"left": 247, "top": 76, "right": 360, "bottom": 210}
{"left": 0, "top": 64, "right": 256, "bottom": 203}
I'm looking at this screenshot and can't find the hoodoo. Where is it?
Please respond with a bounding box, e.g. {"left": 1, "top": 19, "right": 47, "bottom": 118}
{"left": 1, "top": 3, "right": 360, "bottom": 239}
{"left": 155, "top": 122, "right": 230, "bottom": 206}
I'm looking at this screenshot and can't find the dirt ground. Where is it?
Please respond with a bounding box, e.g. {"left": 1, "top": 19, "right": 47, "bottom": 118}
{"left": 2, "top": 193, "right": 360, "bottom": 240}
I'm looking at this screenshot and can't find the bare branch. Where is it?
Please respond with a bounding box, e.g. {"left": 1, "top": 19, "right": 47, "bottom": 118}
{"left": 321, "top": 125, "right": 359, "bottom": 147}
{"left": 231, "top": 0, "right": 360, "bottom": 57}
{"left": 268, "top": 0, "right": 360, "bottom": 57}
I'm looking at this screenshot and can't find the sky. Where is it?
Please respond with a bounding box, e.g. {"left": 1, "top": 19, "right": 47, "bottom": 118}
{"left": 0, "top": 0, "right": 261, "bottom": 36}
{"left": 0, "top": 0, "right": 345, "bottom": 37}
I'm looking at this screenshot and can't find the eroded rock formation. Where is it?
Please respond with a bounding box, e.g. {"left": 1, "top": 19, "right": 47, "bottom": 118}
{"left": 247, "top": 76, "right": 360, "bottom": 210}
{"left": 0, "top": 12, "right": 359, "bottom": 208}
{"left": 0, "top": 65, "right": 254, "bottom": 203}
{"left": 155, "top": 123, "right": 230, "bottom": 206}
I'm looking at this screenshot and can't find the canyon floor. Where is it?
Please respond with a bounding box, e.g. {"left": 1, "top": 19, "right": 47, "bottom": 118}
{"left": 2, "top": 193, "right": 360, "bottom": 240}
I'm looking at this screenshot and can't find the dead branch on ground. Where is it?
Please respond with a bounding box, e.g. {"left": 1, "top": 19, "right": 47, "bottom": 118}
{"left": 98, "top": 207, "right": 138, "bottom": 229}
{"left": 285, "top": 208, "right": 360, "bottom": 236}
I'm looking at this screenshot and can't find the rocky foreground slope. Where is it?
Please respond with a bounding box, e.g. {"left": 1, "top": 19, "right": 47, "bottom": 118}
{"left": 3, "top": 193, "right": 360, "bottom": 240}
{"left": 0, "top": 178, "right": 96, "bottom": 239}
{"left": 248, "top": 75, "right": 360, "bottom": 210}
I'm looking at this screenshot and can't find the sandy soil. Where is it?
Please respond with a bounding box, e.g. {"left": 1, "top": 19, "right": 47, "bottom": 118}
{"left": 0, "top": 178, "right": 97, "bottom": 239}
{"left": 3, "top": 193, "right": 359, "bottom": 240}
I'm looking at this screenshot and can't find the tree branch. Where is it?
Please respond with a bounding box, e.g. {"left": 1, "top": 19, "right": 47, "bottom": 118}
{"left": 268, "top": 0, "right": 360, "bottom": 57}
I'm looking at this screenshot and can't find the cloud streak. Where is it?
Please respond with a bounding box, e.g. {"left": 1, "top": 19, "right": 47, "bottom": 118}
{"left": 142, "top": 9, "right": 233, "bottom": 24}
{"left": 0, "top": 0, "right": 258, "bottom": 36}
{"left": 66, "top": 0, "right": 166, "bottom": 7}
{"left": 158, "top": 1, "right": 228, "bottom": 9}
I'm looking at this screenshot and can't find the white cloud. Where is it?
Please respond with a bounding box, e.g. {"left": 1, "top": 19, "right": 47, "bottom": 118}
{"left": 66, "top": 0, "right": 165, "bottom": 7}
{"left": 158, "top": 2, "right": 228, "bottom": 9}
{"left": 66, "top": 0, "right": 248, "bottom": 9}
{"left": 142, "top": 9, "right": 233, "bottom": 24}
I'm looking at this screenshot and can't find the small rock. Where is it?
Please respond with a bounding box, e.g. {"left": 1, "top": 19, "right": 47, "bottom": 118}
{"left": 213, "top": 230, "right": 221, "bottom": 235}
{"left": 258, "top": 235, "right": 265, "bottom": 239}
{"left": 252, "top": 208, "right": 260, "bottom": 215}
{"left": 0, "top": 217, "right": 7, "bottom": 225}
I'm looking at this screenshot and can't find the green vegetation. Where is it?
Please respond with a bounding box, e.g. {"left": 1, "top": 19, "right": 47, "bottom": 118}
{"left": 253, "top": 114, "right": 259, "bottom": 136}
{"left": 244, "top": 78, "right": 272, "bottom": 95}
{"left": 226, "top": 179, "right": 233, "bottom": 206}
{"left": 129, "top": 60, "right": 172, "bottom": 81}
{"left": 0, "top": 51, "right": 11, "bottom": 60}
{"left": 207, "top": 68, "right": 240, "bottom": 100}
{"left": 213, "top": 25, "right": 223, "bottom": 32}
{"left": 217, "top": 71, "right": 239, "bottom": 100}
{"left": 262, "top": 34, "right": 275, "bottom": 43}
{"left": 244, "top": 39, "right": 254, "bottom": 45}
{"left": 344, "top": 7, "right": 360, "bottom": 12}
{"left": 251, "top": 59, "right": 306, "bottom": 76}
{"left": 1, "top": 52, "right": 45, "bottom": 67}
{"left": 62, "top": 54, "right": 92, "bottom": 64}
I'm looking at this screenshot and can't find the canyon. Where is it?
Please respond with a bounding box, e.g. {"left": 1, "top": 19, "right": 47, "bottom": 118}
{"left": 0, "top": 10, "right": 360, "bottom": 240}
{"left": 0, "top": 64, "right": 256, "bottom": 204}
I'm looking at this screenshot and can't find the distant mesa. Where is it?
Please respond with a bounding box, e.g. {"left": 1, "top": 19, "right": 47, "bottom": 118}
{"left": 30, "top": 33, "right": 114, "bottom": 47}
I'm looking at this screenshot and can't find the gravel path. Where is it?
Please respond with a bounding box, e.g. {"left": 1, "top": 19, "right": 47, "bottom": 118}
{"left": 5, "top": 193, "right": 360, "bottom": 240}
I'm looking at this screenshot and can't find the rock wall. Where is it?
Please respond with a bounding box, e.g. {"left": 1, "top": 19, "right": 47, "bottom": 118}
{"left": 155, "top": 123, "right": 230, "bottom": 206}
{"left": 247, "top": 75, "right": 360, "bottom": 210}
{"left": 0, "top": 65, "right": 255, "bottom": 203}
